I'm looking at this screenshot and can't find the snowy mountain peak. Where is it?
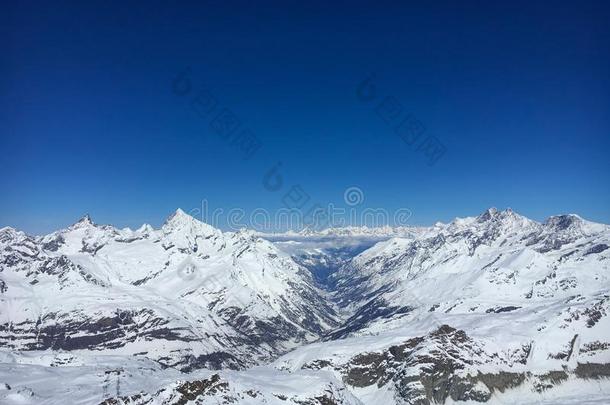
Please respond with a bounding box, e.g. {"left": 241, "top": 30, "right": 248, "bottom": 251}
{"left": 542, "top": 213, "right": 609, "bottom": 237}
{"left": 471, "top": 207, "right": 532, "bottom": 229}
{"left": 0, "top": 226, "right": 23, "bottom": 246}
{"left": 163, "top": 208, "right": 210, "bottom": 229}
{"left": 544, "top": 213, "right": 583, "bottom": 230}
{"left": 164, "top": 208, "right": 190, "bottom": 222}
{"left": 70, "top": 214, "right": 95, "bottom": 229}
{"left": 161, "top": 209, "right": 221, "bottom": 245}
{"left": 0, "top": 226, "right": 18, "bottom": 237}
{"left": 477, "top": 207, "right": 499, "bottom": 222}
{"left": 136, "top": 223, "right": 154, "bottom": 234}
{"left": 298, "top": 226, "right": 316, "bottom": 236}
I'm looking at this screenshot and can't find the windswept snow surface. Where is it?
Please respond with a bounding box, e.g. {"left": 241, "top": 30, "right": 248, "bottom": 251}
{"left": 1, "top": 208, "right": 609, "bottom": 404}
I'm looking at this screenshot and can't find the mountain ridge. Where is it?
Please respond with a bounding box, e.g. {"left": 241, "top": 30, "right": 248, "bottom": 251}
{"left": 1, "top": 207, "right": 609, "bottom": 404}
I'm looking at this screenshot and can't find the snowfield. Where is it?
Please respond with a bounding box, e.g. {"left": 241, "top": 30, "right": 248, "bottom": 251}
{"left": 1, "top": 208, "right": 609, "bottom": 404}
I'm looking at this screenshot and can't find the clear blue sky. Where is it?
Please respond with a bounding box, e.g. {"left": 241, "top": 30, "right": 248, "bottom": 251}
{"left": 2, "top": 1, "right": 609, "bottom": 234}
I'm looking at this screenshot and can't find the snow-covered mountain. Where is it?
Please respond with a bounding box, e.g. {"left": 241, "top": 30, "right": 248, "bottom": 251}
{"left": 273, "top": 208, "right": 610, "bottom": 404}
{"left": 1, "top": 208, "right": 609, "bottom": 404}
{"left": 258, "top": 225, "right": 423, "bottom": 240}
{"left": 0, "top": 209, "right": 338, "bottom": 371}
{"left": 330, "top": 208, "right": 609, "bottom": 335}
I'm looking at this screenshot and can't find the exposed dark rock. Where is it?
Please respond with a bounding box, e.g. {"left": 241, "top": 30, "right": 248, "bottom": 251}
{"left": 302, "top": 325, "right": 609, "bottom": 404}
{"left": 41, "top": 235, "right": 65, "bottom": 251}
{"left": 580, "top": 341, "right": 610, "bottom": 354}
{"left": 585, "top": 243, "right": 609, "bottom": 255}
{"left": 485, "top": 306, "right": 520, "bottom": 313}
{"left": 180, "top": 352, "right": 243, "bottom": 372}
{"left": 174, "top": 374, "right": 229, "bottom": 404}
{"left": 533, "top": 370, "right": 569, "bottom": 392}
{"left": 302, "top": 359, "right": 333, "bottom": 370}
{"left": 575, "top": 362, "right": 610, "bottom": 379}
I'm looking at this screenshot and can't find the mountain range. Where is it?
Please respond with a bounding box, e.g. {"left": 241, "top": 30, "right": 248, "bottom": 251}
{"left": 1, "top": 208, "right": 609, "bottom": 404}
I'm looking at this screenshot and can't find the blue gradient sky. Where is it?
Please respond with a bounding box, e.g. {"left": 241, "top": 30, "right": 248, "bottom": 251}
{"left": 2, "top": 1, "right": 609, "bottom": 234}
